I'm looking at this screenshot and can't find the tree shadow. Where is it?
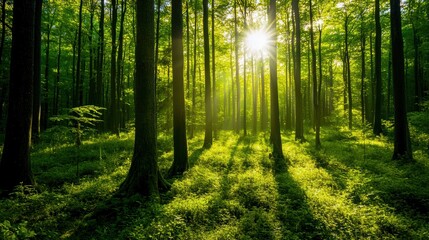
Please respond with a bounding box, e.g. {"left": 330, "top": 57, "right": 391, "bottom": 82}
{"left": 300, "top": 126, "right": 429, "bottom": 236}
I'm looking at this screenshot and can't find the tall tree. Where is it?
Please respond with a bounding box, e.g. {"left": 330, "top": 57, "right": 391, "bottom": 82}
{"left": 203, "top": 0, "right": 213, "bottom": 148}
{"left": 292, "top": 0, "right": 304, "bottom": 141}
{"left": 373, "top": 0, "right": 383, "bottom": 135}
{"left": 119, "top": 0, "right": 167, "bottom": 197}
{"left": 234, "top": 0, "right": 240, "bottom": 132}
{"left": 109, "top": 0, "right": 119, "bottom": 135}
{"left": 212, "top": 0, "right": 217, "bottom": 138}
{"left": 0, "top": 0, "right": 36, "bottom": 194}
{"left": 309, "top": 0, "right": 321, "bottom": 148}
{"left": 32, "top": 0, "right": 42, "bottom": 141}
{"left": 269, "top": 0, "right": 284, "bottom": 160}
{"left": 169, "top": 0, "right": 189, "bottom": 176}
{"left": 390, "top": 0, "right": 412, "bottom": 160}
{"left": 96, "top": 0, "right": 105, "bottom": 107}
{"left": 75, "top": 0, "right": 83, "bottom": 107}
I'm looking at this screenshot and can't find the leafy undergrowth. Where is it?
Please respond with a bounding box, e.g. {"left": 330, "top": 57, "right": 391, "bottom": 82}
{"left": 1, "top": 113, "right": 429, "bottom": 239}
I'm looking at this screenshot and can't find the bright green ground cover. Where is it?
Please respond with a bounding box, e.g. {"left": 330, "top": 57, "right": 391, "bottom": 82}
{"left": 0, "top": 112, "right": 428, "bottom": 239}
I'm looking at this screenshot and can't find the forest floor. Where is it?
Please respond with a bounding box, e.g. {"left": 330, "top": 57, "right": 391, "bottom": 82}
{"left": 0, "top": 111, "right": 429, "bottom": 239}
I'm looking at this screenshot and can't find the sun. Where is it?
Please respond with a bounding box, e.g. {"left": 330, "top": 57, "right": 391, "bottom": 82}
{"left": 245, "top": 29, "right": 269, "bottom": 54}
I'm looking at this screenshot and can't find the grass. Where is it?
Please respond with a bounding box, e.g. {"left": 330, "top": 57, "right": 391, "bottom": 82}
{"left": 0, "top": 111, "right": 428, "bottom": 239}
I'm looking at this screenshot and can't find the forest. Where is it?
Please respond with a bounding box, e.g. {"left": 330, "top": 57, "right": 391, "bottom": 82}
{"left": 0, "top": 0, "right": 428, "bottom": 238}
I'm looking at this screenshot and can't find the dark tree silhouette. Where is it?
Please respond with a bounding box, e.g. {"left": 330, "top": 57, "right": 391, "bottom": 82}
{"left": 269, "top": 0, "right": 284, "bottom": 160}
{"left": 373, "top": 0, "right": 383, "bottom": 135}
{"left": 169, "top": 0, "right": 189, "bottom": 176}
{"left": 390, "top": 0, "right": 412, "bottom": 161}
{"left": 0, "top": 0, "right": 36, "bottom": 194}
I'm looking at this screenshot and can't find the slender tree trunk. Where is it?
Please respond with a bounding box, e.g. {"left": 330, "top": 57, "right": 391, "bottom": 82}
{"left": 269, "top": 0, "right": 284, "bottom": 160}
{"left": 252, "top": 55, "right": 257, "bottom": 135}
{"left": 117, "top": 0, "right": 126, "bottom": 129}
{"left": 96, "top": 0, "right": 105, "bottom": 107}
{"left": 390, "top": 0, "right": 412, "bottom": 161}
{"left": 32, "top": 0, "right": 42, "bottom": 141}
{"left": 169, "top": 0, "right": 189, "bottom": 176}
{"left": 260, "top": 52, "right": 266, "bottom": 131}
{"left": 212, "top": 0, "right": 217, "bottom": 138}
{"left": 190, "top": 0, "right": 197, "bottom": 139}
{"left": 292, "top": 0, "right": 304, "bottom": 141}
{"left": 0, "top": 0, "right": 36, "bottom": 193}
{"left": 75, "top": 0, "right": 83, "bottom": 107}
{"left": 234, "top": 0, "right": 240, "bottom": 132}
{"left": 155, "top": 0, "right": 161, "bottom": 82}
{"left": 309, "top": 0, "right": 320, "bottom": 148}
{"left": 203, "top": 0, "right": 212, "bottom": 148}
{"left": 88, "top": 1, "right": 96, "bottom": 105}
{"left": 360, "top": 19, "right": 366, "bottom": 124}
{"left": 42, "top": 25, "right": 50, "bottom": 130}
{"left": 109, "top": 0, "right": 119, "bottom": 135}
{"left": 387, "top": 51, "right": 392, "bottom": 117}
{"left": 345, "top": 16, "right": 352, "bottom": 130}
{"left": 54, "top": 34, "right": 61, "bottom": 115}
{"left": 373, "top": 0, "right": 383, "bottom": 135}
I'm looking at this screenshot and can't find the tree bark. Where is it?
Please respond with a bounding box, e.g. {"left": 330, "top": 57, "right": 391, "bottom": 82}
{"left": 292, "top": 0, "right": 304, "bottom": 141}
{"left": 119, "top": 0, "right": 168, "bottom": 197}
{"left": 96, "top": 0, "right": 105, "bottom": 107}
{"left": 269, "top": 0, "right": 284, "bottom": 160}
{"left": 373, "top": 0, "right": 383, "bottom": 135}
{"left": 109, "top": 0, "right": 119, "bottom": 135}
{"left": 203, "top": 0, "right": 212, "bottom": 148}
{"left": 390, "top": 0, "right": 413, "bottom": 160}
{"left": 212, "top": 0, "right": 217, "bottom": 138}
{"left": 169, "top": 0, "right": 189, "bottom": 176}
{"left": 0, "top": 0, "right": 36, "bottom": 194}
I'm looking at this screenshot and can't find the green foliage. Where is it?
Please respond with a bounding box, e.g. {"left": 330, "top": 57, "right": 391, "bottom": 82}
{"left": 0, "top": 220, "right": 36, "bottom": 240}
{"left": 0, "top": 111, "right": 428, "bottom": 239}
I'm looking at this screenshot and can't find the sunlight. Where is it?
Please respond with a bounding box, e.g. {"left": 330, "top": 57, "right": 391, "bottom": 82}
{"left": 245, "top": 29, "right": 269, "bottom": 54}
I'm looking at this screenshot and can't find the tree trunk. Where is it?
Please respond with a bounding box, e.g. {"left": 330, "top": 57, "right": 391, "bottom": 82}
{"left": 260, "top": 53, "right": 266, "bottom": 131}
{"left": 42, "top": 24, "right": 50, "bottom": 130}
{"left": 212, "top": 0, "right": 217, "bottom": 138}
{"left": 54, "top": 34, "right": 61, "bottom": 115}
{"left": 75, "top": 0, "right": 83, "bottom": 107}
{"left": 119, "top": 0, "right": 168, "bottom": 197}
{"left": 390, "top": 0, "right": 412, "bottom": 161}
{"left": 169, "top": 0, "right": 189, "bottom": 176}
{"left": 345, "top": 16, "right": 352, "bottom": 130}
{"left": 96, "top": 0, "right": 105, "bottom": 107}
{"left": 32, "top": 0, "right": 42, "bottom": 141}
{"left": 190, "top": 0, "right": 197, "bottom": 139}
{"left": 309, "top": 0, "right": 320, "bottom": 148}
{"left": 0, "top": 0, "right": 36, "bottom": 194}
{"left": 234, "top": 0, "right": 240, "bottom": 132}
{"left": 117, "top": 0, "right": 126, "bottom": 129}
{"left": 109, "top": 0, "right": 119, "bottom": 135}
{"left": 203, "top": 0, "right": 212, "bottom": 148}
{"left": 373, "top": 0, "right": 383, "bottom": 135}
{"left": 88, "top": 1, "right": 96, "bottom": 105}
{"left": 269, "top": 0, "right": 284, "bottom": 161}
{"left": 360, "top": 18, "right": 366, "bottom": 124}
{"left": 292, "top": 0, "right": 304, "bottom": 141}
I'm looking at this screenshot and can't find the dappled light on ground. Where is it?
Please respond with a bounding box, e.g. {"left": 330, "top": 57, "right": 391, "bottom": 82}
{"left": 1, "top": 121, "right": 428, "bottom": 239}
